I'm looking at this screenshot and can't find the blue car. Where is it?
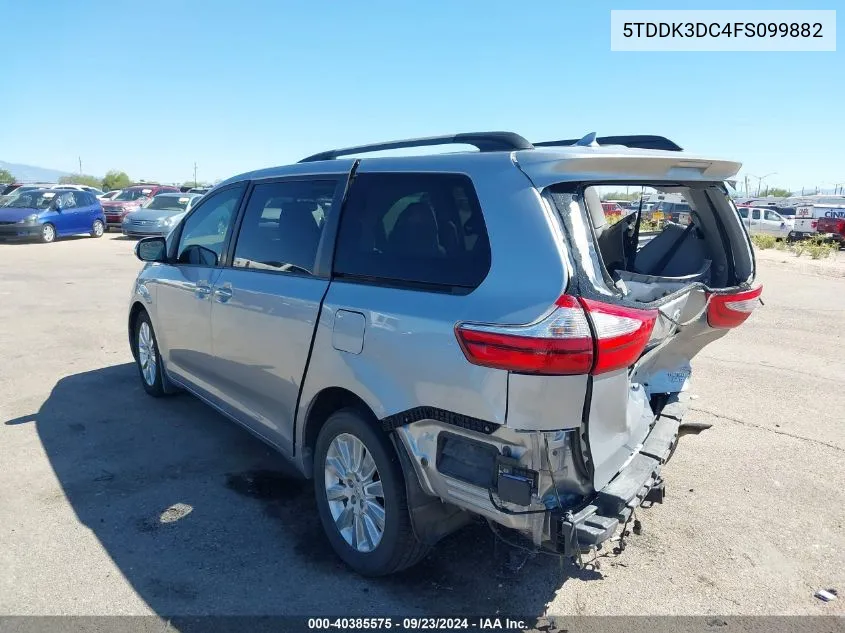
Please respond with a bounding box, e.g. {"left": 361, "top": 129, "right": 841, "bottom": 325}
{"left": 0, "top": 188, "right": 106, "bottom": 243}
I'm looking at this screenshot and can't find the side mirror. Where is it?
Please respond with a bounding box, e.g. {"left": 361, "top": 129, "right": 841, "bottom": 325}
{"left": 135, "top": 236, "right": 168, "bottom": 263}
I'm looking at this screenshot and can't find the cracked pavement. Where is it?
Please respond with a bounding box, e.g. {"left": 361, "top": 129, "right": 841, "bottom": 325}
{"left": 0, "top": 236, "right": 843, "bottom": 617}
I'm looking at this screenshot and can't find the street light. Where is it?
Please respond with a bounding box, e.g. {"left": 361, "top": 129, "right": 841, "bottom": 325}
{"left": 748, "top": 172, "right": 777, "bottom": 197}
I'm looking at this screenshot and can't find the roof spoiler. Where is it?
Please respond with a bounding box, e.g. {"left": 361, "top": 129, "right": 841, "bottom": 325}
{"left": 534, "top": 134, "right": 683, "bottom": 152}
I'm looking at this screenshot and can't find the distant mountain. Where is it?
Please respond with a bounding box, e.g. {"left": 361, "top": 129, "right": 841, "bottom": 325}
{"left": 0, "top": 160, "right": 73, "bottom": 183}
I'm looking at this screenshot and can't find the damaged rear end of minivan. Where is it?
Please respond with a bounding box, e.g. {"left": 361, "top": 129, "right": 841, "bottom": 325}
{"left": 398, "top": 148, "right": 761, "bottom": 561}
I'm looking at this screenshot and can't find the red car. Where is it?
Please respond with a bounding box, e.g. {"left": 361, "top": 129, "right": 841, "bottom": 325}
{"left": 816, "top": 216, "right": 845, "bottom": 246}
{"left": 101, "top": 184, "right": 180, "bottom": 230}
{"left": 601, "top": 201, "right": 625, "bottom": 217}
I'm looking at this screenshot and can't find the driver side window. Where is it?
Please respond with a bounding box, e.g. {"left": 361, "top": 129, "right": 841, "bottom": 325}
{"left": 176, "top": 184, "right": 245, "bottom": 266}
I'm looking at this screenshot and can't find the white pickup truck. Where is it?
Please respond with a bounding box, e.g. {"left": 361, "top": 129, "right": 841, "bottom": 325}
{"left": 737, "top": 206, "right": 791, "bottom": 239}
{"left": 791, "top": 205, "right": 845, "bottom": 240}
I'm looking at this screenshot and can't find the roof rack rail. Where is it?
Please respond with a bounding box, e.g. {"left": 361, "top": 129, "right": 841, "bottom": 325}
{"left": 298, "top": 132, "right": 534, "bottom": 163}
{"left": 534, "top": 134, "right": 683, "bottom": 152}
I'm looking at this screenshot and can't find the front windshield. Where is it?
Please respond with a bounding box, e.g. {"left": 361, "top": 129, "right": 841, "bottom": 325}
{"left": 0, "top": 190, "right": 56, "bottom": 209}
{"left": 144, "top": 195, "right": 192, "bottom": 211}
{"left": 115, "top": 188, "right": 152, "bottom": 201}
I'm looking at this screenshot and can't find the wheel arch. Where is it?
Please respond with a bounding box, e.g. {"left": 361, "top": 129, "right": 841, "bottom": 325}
{"left": 300, "top": 387, "right": 379, "bottom": 478}
{"left": 128, "top": 301, "right": 147, "bottom": 361}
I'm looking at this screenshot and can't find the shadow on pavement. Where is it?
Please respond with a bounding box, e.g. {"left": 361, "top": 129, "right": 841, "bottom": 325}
{"left": 6, "top": 363, "right": 586, "bottom": 617}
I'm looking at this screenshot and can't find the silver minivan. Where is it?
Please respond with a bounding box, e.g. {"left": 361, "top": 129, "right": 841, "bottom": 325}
{"left": 128, "top": 132, "right": 761, "bottom": 576}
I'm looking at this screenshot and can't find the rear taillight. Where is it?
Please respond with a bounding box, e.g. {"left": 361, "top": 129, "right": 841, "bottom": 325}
{"left": 706, "top": 286, "right": 763, "bottom": 329}
{"left": 455, "top": 296, "right": 657, "bottom": 376}
{"left": 581, "top": 298, "right": 658, "bottom": 374}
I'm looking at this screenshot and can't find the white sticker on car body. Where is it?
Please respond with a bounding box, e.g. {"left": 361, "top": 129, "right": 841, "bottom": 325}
{"left": 645, "top": 363, "right": 692, "bottom": 394}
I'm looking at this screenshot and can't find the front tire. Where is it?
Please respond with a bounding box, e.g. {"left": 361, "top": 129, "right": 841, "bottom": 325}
{"left": 314, "top": 409, "right": 428, "bottom": 576}
{"left": 40, "top": 223, "right": 56, "bottom": 243}
{"left": 133, "top": 311, "right": 165, "bottom": 397}
{"left": 91, "top": 219, "right": 105, "bottom": 238}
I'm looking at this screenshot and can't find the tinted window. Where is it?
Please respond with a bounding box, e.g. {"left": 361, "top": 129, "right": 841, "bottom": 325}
{"left": 738, "top": 207, "right": 748, "bottom": 218}
{"left": 752, "top": 209, "right": 761, "bottom": 220}
{"left": 233, "top": 179, "right": 337, "bottom": 275}
{"left": 176, "top": 185, "right": 245, "bottom": 266}
{"left": 56, "top": 191, "right": 77, "bottom": 209}
{"left": 115, "top": 188, "right": 149, "bottom": 201}
{"left": 334, "top": 173, "right": 491, "bottom": 289}
{"left": 148, "top": 195, "right": 191, "bottom": 211}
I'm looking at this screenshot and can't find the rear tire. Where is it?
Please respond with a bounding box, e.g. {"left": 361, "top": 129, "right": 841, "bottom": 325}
{"left": 314, "top": 409, "right": 428, "bottom": 576}
{"left": 133, "top": 311, "right": 165, "bottom": 397}
{"left": 40, "top": 223, "right": 56, "bottom": 243}
{"left": 91, "top": 219, "right": 104, "bottom": 238}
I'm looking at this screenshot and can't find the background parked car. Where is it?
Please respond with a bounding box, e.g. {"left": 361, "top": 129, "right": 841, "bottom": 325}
{"left": 0, "top": 183, "right": 58, "bottom": 206}
{"left": 101, "top": 184, "right": 179, "bottom": 230}
{"left": 816, "top": 216, "right": 845, "bottom": 246}
{"left": 50, "top": 184, "right": 106, "bottom": 197}
{"left": 655, "top": 200, "right": 693, "bottom": 224}
{"left": 0, "top": 188, "right": 105, "bottom": 243}
{"left": 737, "top": 205, "right": 791, "bottom": 239}
{"left": 122, "top": 192, "right": 203, "bottom": 237}
{"left": 1, "top": 183, "right": 24, "bottom": 196}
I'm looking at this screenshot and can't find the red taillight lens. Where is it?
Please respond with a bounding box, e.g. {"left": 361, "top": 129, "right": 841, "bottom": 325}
{"left": 706, "top": 286, "right": 763, "bottom": 328}
{"left": 455, "top": 296, "right": 657, "bottom": 376}
{"left": 581, "top": 298, "right": 658, "bottom": 374}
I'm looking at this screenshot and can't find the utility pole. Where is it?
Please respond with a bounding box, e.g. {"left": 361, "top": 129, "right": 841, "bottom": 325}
{"left": 78, "top": 157, "right": 82, "bottom": 174}
{"left": 745, "top": 175, "right": 749, "bottom": 198}
{"left": 193, "top": 162, "right": 198, "bottom": 187}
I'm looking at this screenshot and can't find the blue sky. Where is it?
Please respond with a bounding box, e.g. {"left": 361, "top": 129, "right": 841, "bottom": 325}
{"left": 1, "top": 0, "right": 841, "bottom": 193}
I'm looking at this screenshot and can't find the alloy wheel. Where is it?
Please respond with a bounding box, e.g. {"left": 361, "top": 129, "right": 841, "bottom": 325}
{"left": 324, "top": 433, "right": 386, "bottom": 553}
{"left": 137, "top": 321, "right": 157, "bottom": 386}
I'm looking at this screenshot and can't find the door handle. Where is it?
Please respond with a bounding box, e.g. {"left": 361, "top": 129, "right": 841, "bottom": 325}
{"left": 213, "top": 285, "right": 233, "bottom": 303}
{"left": 195, "top": 281, "right": 212, "bottom": 299}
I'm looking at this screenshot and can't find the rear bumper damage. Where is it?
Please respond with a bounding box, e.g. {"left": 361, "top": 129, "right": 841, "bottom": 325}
{"left": 394, "top": 394, "right": 691, "bottom": 557}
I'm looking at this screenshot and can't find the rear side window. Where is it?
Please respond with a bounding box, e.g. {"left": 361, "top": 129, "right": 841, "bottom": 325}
{"left": 233, "top": 179, "right": 338, "bottom": 275}
{"left": 738, "top": 207, "right": 748, "bottom": 218}
{"left": 334, "top": 173, "right": 491, "bottom": 290}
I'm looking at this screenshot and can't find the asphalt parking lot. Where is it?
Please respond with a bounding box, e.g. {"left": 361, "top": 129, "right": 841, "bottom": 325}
{"left": 1, "top": 235, "right": 843, "bottom": 617}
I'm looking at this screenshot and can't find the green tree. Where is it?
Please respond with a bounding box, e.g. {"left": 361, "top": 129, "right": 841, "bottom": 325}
{"left": 101, "top": 170, "right": 132, "bottom": 191}
{"left": 602, "top": 191, "right": 639, "bottom": 201}
{"left": 59, "top": 174, "right": 102, "bottom": 189}
{"left": 764, "top": 187, "right": 792, "bottom": 198}
{"left": 0, "top": 168, "right": 14, "bottom": 184}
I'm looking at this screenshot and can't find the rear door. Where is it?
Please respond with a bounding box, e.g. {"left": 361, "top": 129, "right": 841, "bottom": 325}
{"left": 76, "top": 192, "right": 98, "bottom": 230}
{"left": 208, "top": 176, "right": 344, "bottom": 453}
{"left": 53, "top": 191, "right": 81, "bottom": 235}
{"left": 762, "top": 209, "right": 788, "bottom": 237}
{"left": 748, "top": 208, "right": 762, "bottom": 234}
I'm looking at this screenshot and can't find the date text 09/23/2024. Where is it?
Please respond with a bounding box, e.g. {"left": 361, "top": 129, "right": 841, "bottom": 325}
{"left": 307, "top": 617, "right": 527, "bottom": 631}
